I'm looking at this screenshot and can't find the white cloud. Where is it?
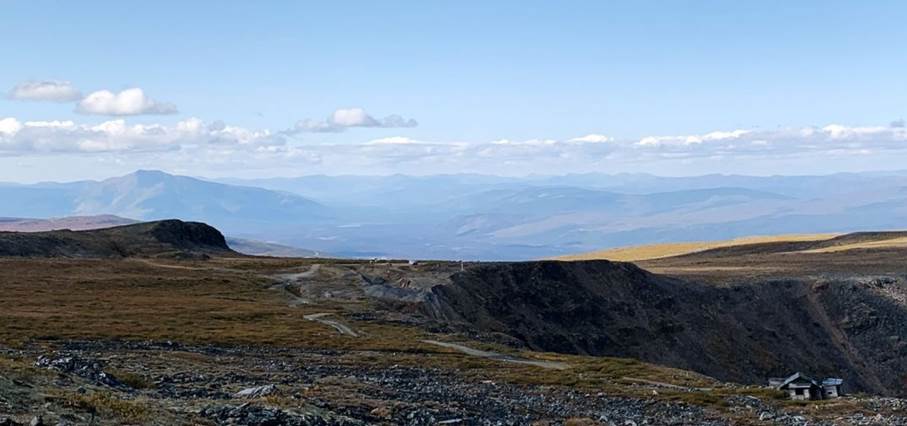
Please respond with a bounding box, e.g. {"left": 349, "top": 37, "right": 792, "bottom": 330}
{"left": 490, "top": 138, "right": 558, "bottom": 146}
{"left": 366, "top": 136, "right": 419, "bottom": 145}
{"left": 331, "top": 108, "right": 378, "bottom": 127}
{"left": 637, "top": 136, "right": 661, "bottom": 146}
{"left": 637, "top": 129, "right": 751, "bottom": 146}
{"left": 632, "top": 125, "right": 907, "bottom": 162}
{"left": 703, "top": 129, "right": 750, "bottom": 140}
{"left": 820, "top": 124, "right": 891, "bottom": 140}
{"left": 8, "top": 80, "right": 82, "bottom": 102}
{"left": 295, "top": 108, "right": 417, "bottom": 132}
{"left": 23, "top": 120, "right": 76, "bottom": 129}
{"left": 76, "top": 88, "right": 177, "bottom": 116}
{"left": 0, "top": 117, "right": 285, "bottom": 155}
{"left": 0, "top": 118, "right": 23, "bottom": 135}
{"left": 569, "top": 134, "right": 613, "bottom": 143}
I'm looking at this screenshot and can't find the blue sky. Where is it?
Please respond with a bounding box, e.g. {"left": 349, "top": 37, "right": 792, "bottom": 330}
{"left": 1, "top": 1, "right": 907, "bottom": 181}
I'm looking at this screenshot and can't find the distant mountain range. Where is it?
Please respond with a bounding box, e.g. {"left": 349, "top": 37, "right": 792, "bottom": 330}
{"left": 0, "top": 215, "right": 136, "bottom": 232}
{"left": 0, "top": 170, "right": 328, "bottom": 237}
{"left": 224, "top": 237, "right": 323, "bottom": 258}
{"left": 3, "top": 170, "right": 907, "bottom": 260}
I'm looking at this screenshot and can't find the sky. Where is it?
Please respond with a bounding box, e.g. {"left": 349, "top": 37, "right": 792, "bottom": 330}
{"left": 1, "top": 1, "right": 907, "bottom": 182}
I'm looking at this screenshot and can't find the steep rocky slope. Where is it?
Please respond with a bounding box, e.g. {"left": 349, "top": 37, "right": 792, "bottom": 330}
{"left": 425, "top": 260, "right": 907, "bottom": 396}
{"left": 0, "top": 219, "right": 234, "bottom": 258}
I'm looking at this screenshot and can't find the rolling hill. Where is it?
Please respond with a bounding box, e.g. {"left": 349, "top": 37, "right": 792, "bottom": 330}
{"left": 558, "top": 233, "right": 841, "bottom": 261}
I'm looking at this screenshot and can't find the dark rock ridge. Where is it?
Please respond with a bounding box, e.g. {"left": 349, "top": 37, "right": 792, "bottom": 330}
{"left": 0, "top": 219, "right": 234, "bottom": 258}
{"left": 426, "top": 260, "right": 907, "bottom": 396}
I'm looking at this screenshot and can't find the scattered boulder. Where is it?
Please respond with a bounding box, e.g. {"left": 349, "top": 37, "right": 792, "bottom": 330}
{"left": 563, "top": 419, "right": 598, "bottom": 426}
{"left": 201, "top": 404, "right": 364, "bottom": 426}
{"left": 369, "top": 405, "right": 392, "bottom": 419}
{"left": 35, "top": 354, "right": 122, "bottom": 388}
{"left": 233, "top": 384, "right": 277, "bottom": 399}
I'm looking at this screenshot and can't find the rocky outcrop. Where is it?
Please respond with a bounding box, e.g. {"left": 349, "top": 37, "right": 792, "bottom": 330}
{"left": 146, "top": 219, "right": 230, "bottom": 252}
{"left": 0, "top": 219, "right": 234, "bottom": 258}
{"left": 35, "top": 353, "right": 124, "bottom": 388}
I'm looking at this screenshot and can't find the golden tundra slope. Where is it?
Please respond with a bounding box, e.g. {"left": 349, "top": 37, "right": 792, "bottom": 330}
{"left": 557, "top": 233, "right": 840, "bottom": 262}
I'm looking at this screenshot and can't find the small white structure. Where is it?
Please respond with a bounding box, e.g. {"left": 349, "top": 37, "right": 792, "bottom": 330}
{"left": 822, "top": 378, "right": 844, "bottom": 398}
{"left": 770, "top": 372, "right": 844, "bottom": 400}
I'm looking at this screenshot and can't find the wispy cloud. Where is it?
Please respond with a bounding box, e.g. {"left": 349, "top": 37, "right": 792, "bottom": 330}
{"left": 637, "top": 129, "right": 751, "bottom": 147}
{"left": 632, "top": 125, "right": 907, "bottom": 158}
{"left": 2, "top": 117, "right": 907, "bottom": 175}
{"left": 294, "top": 108, "right": 417, "bottom": 132}
{"left": 365, "top": 136, "right": 420, "bottom": 145}
{"left": 8, "top": 80, "right": 82, "bottom": 102}
{"left": 0, "top": 117, "right": 281, "bottom": 154}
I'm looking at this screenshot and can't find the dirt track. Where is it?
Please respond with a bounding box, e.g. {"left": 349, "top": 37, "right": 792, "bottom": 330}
{"left": 422, "top": 340, "right": 568, "bottom": 370}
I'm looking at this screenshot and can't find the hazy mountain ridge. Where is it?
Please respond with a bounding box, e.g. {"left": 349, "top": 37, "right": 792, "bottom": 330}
{"left": 0, "top": 215, "right": 137, "bottom": 232}
{"left": 225, "top": 237, "right": 324, "bottom": 258}
{"left": 0, "top": 170, "right": 329, "bottom": 238}
{"left": 4, "top": 170, "right": 907, "bottom": 259}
